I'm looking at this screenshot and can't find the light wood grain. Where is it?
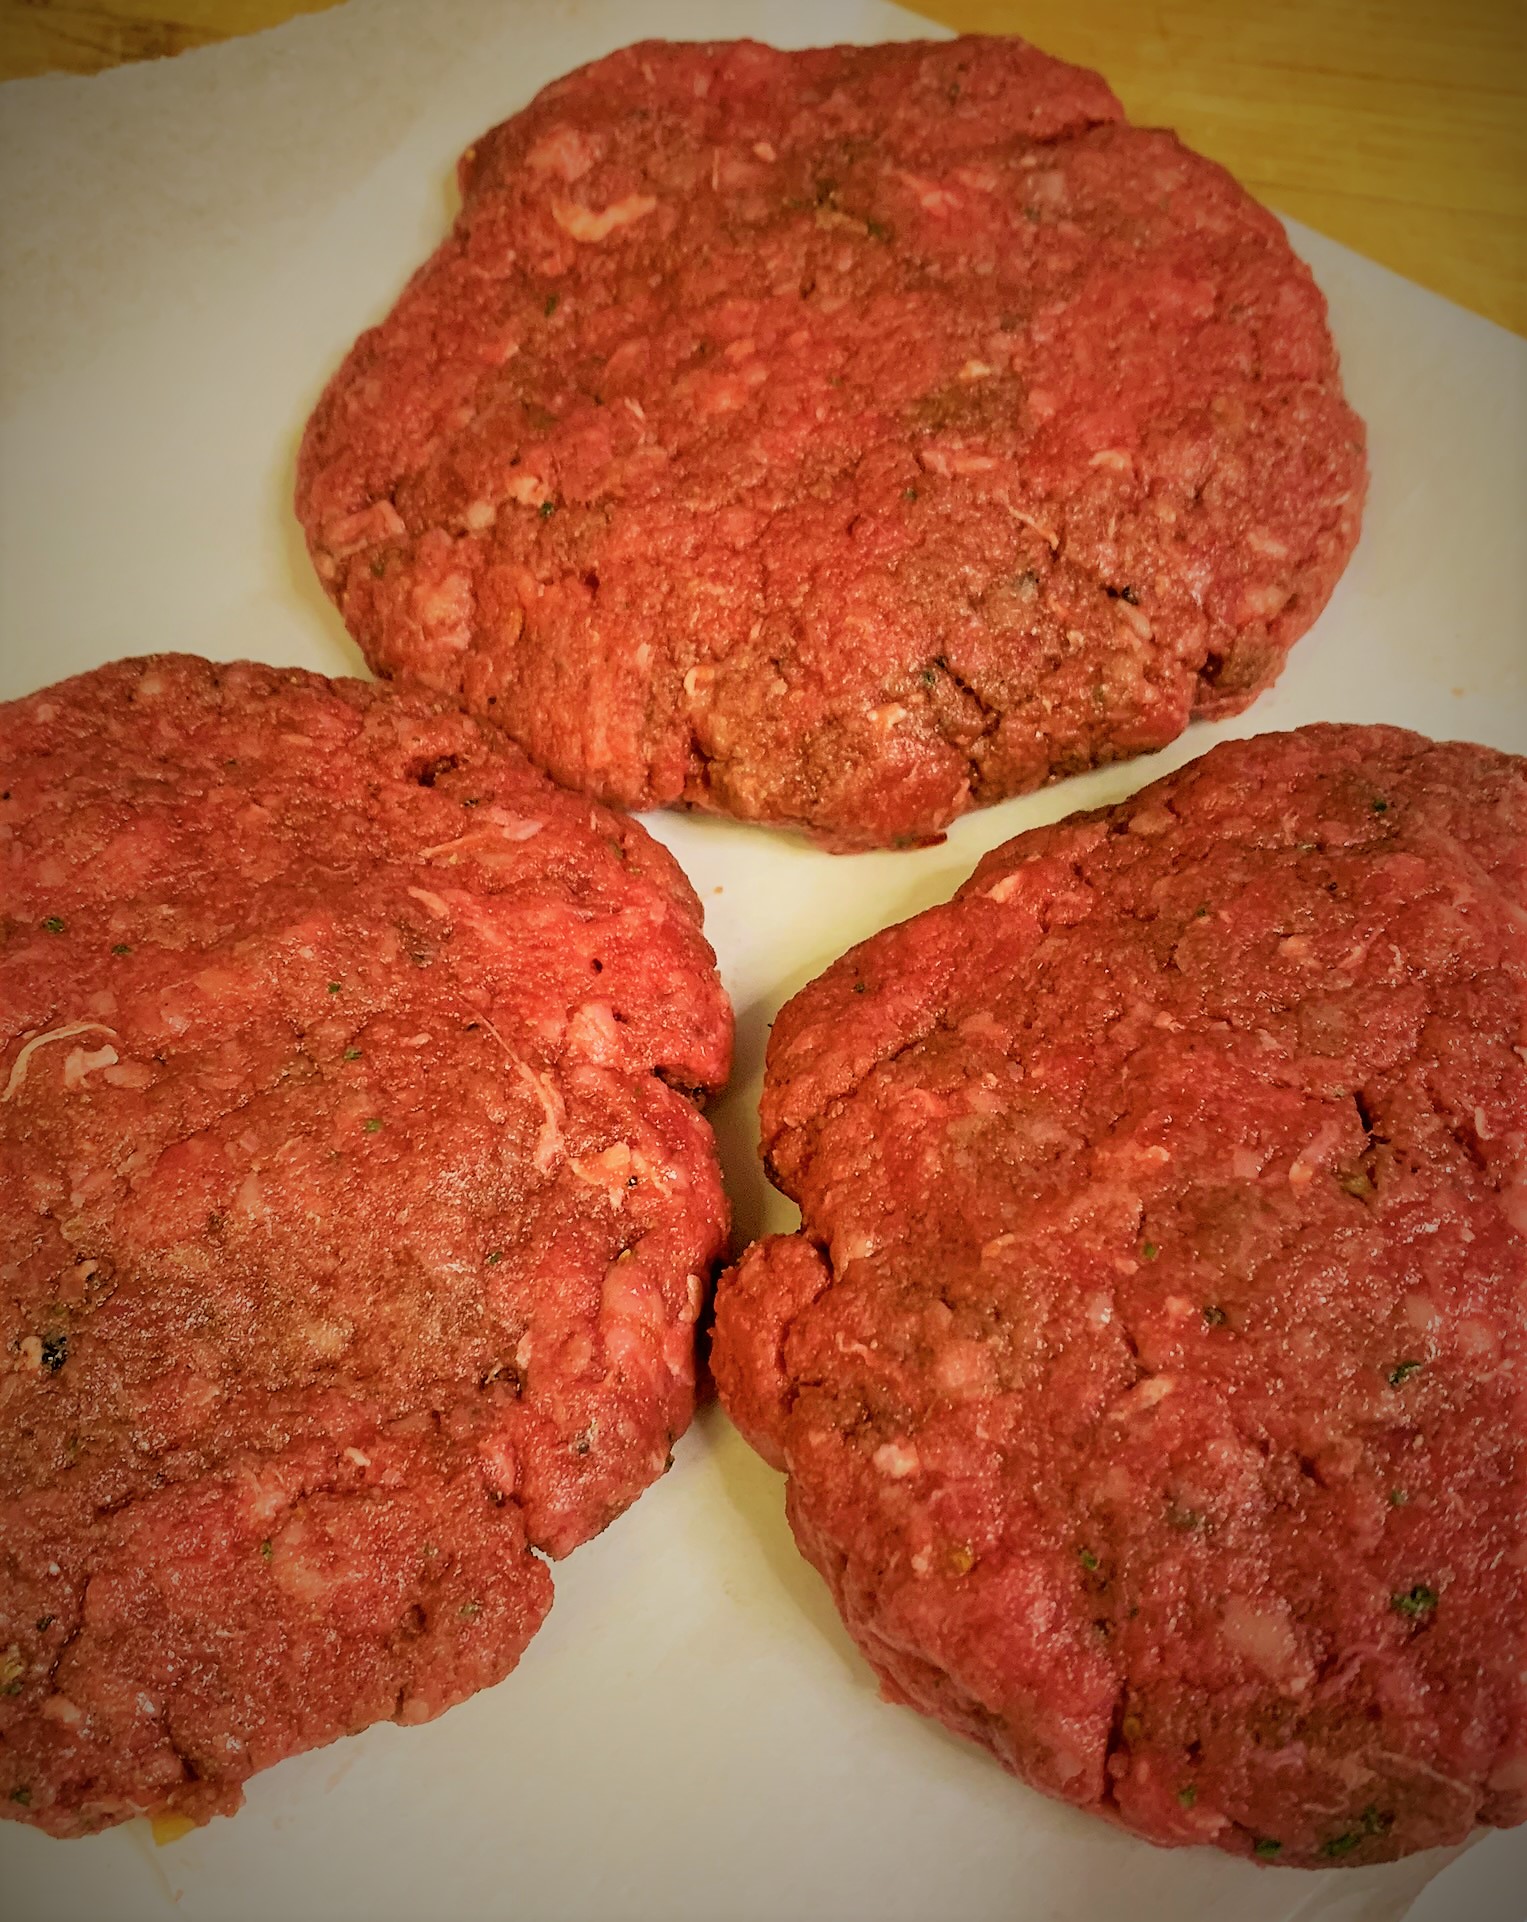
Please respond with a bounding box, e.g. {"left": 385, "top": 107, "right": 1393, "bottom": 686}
{"left": 1, "top": 0, "right": 1522, "bottom": 334}
{"left": 910, "top": 0, "right": 1526, "bottom": 336}
{"left": 0, "top": 0, "right": 332, "bottom": 72}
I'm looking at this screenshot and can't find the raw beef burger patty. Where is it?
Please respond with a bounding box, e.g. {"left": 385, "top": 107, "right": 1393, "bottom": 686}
{"left": 296, "top": 36, "right": 1366, "bottom": 851}
{"left": 0, "top": 655, "right": 731, "bottom": 1837}
{"left": 713, "top": 725, "right": 1525, "bottom": 1864}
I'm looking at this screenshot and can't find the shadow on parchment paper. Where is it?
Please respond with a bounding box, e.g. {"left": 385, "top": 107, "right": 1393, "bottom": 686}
{"left": 694, "top": 1398, "right": 880, "bottom": 1701}
{"left": 700, "top": 847, "right": 983, "bottom": 1262}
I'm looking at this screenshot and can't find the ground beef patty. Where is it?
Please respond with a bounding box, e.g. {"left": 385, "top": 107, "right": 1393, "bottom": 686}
{"left": 713, "top": 724, "right": 1525, "bottom": 1864}
{"left": 297, "top": 36, "right": 1365, "bottom": 852}
{"left": 0, "top": 655, "right": 731, "bottom": 1837}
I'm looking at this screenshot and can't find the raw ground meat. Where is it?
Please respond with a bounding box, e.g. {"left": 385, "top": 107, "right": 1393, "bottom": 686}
{"left": 713, "top": 723, "right": 1525, "bottom": 1865}
{"left": 0, "top": 655, "right": 731, "bottom": 1836}
{"left": 297, "top": 35, "right": 1366, "bottom": 851}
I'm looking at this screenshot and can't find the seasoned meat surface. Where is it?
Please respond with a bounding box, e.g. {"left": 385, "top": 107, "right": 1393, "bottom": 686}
{"left": 714, "top": 724, "right": 1525, "bottom": 1864}
{"left": 0, "top": 655, "right": 731, "bottom": 1835}
{"left": 298, "top": 37, "right": 1365, "bottom": 849}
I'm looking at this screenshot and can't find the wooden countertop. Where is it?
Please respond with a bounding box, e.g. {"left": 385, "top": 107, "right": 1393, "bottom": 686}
{"left": 1, "top": 0, "right": 1522, "bottom": 337}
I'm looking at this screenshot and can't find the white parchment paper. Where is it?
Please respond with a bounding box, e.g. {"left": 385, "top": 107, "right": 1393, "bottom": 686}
{"left": 1, "top": 3, "right": 1523, "bottom": 1917}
